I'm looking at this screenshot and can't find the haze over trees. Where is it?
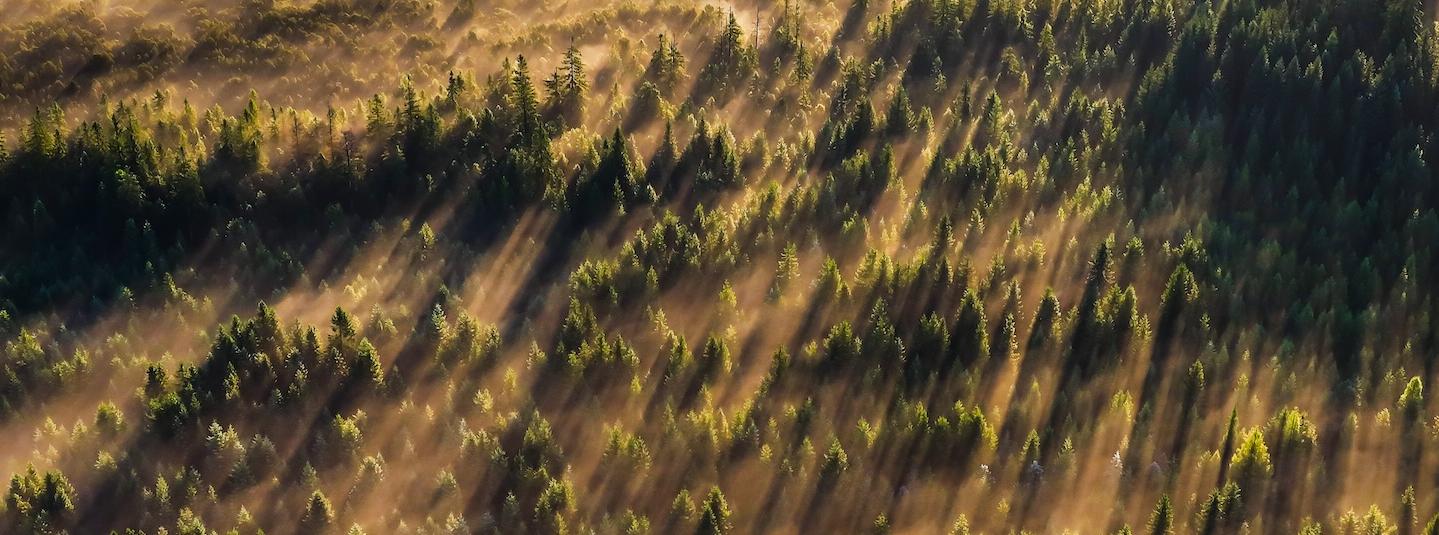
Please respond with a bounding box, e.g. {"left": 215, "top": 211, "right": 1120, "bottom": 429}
{"left": 2, "top": 0, "right": 1439, "bottom": 533}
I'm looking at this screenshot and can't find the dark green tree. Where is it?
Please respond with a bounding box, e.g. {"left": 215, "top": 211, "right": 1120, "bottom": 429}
{"left": 697, "top": 486, "right": 733, "bottom": 535}
{"left": 545, "top": 43, "right": 589, "bottom": 128}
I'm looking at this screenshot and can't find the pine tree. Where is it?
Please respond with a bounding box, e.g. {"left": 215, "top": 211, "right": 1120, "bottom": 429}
{"left": 771, "top": 0, "right": 804, "bottom": 59}
{"left": 647, "top": 121, "right": 678, "bottom": 190}
{"left": 697, "top": 487, "right": 733, "bottom": 535}
{"left": 698, "top": 11, "right": 758, "bottom": 99}
{"left": 1400, "top": 376, "right": 1424, "bottom": 425}
{"left": 1402, "top": 486, "right": 1418, "bottom": 535}
{"left": 698, "top": 334, "right": 733, "bottom": 380}
{"left": 349, "top": 339, "right": 384, "bottom": 390}
{"left": 646, "top": 34, "right": 687, "bottom": 95}
{"left": 512, "top": 55, "right": 545, "bottom": 149}
{"left": 910, "top": 312, "right": 950, "bottom": 384}
{"left": 1147, "top": 494, "right": 1173, "bottom": 535}
{"left": 822, "top": 321, "right": 861, "bottom": 370}
{"left": 862, "top": 300, "right": 902, "bottom": 364}
{"left": 328, "top": 306, "right": 359, "bottom": 365}
{"left": 950, "top": 289, "right": 989, "bottom": 367}
{"left": 769, "top": 243, "right": 800, "bottom": 301}
{"left": 1157, "top": 264, "right": 1198, "bottom": 342}
{"left": 885, "top": 86, "right": 916, "bottom": 138}
{"left": 501, "top": 55, "right": 561, "bottom": 207}
{"left": 577, "top": 128, "right": 647, "bottom": 217}
{"left": 1230, "top": 428, "right": 1271, "bottom": 492}
{"left": 5, "top": 465, "right": 76, "bottom": 532}
{"left": 821, "top": 435, "right": 850, "bottom": 479}
{"left": 300, "top": 490, "right": 334, "bottom": 532}
{"left": 992, "top": 313, "right": 1017, "bottom": 362}
{"left": 545, "top": 43, "right": 590, "bottom": 127}
{"left": 1069, "top": 242, "right": 1111, "bottom": 371}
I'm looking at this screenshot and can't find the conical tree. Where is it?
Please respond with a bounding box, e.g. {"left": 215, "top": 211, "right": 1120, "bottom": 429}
{"left": 697, "top": 486, "right": 733, "bottom": 535}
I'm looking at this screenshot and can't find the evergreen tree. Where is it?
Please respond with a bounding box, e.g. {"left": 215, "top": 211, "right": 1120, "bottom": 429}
{"left": 697, "top": 487, "right": 733, "bottom": 535}
{"left": 5, "top": 466, "right": 75, "bottom": 533}
{"left": 1147, "top": 494, "right": 1173, "bottom": 535}
{"left": 545, "top": 43, "right": 590, "bottom": 128}
{"left": 512, "top": 55, "right": 546, "bottom": 150}
{"left": 885, "top": 86, "right": 916, "bottom": 138}
{"left": 1028, "top": 287, "right": 1061, "bottom": 350}
{"left": 646, "top": 34, "right": 687, "bottom": 95}
{"left": 697, "top": 12, "right": 758, "bottom": 99}
{"left": 950, "top": 290, "right": 989, "bottom": 367}
{"left": 575, "top": 128, "right": 648, "bottom": 218}
{"left": 300, "top": 490, "right": 334, "bottom": 532}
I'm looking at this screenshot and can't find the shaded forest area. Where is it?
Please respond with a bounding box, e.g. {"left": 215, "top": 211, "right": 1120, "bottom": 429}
{"left": 3, "top": 0, "right": 1439, "bottom": 533}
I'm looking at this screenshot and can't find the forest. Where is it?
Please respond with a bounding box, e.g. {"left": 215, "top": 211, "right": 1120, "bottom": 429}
{"left": 2, "top": 0, "right": 1439, "bottom": 533}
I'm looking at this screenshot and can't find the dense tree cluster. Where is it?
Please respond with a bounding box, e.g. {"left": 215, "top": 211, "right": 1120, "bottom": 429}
{"left": 5, "top": 0, "right": 1439, "bottom": 533}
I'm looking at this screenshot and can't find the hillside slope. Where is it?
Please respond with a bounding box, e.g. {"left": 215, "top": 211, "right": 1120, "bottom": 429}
{"left": 2, "top": 0, "right": 1439, "bottom": 533}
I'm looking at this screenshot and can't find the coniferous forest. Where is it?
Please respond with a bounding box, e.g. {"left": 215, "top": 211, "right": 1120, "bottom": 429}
{"left": 2, "top": 0, "right": 1439, "bottom": 532}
